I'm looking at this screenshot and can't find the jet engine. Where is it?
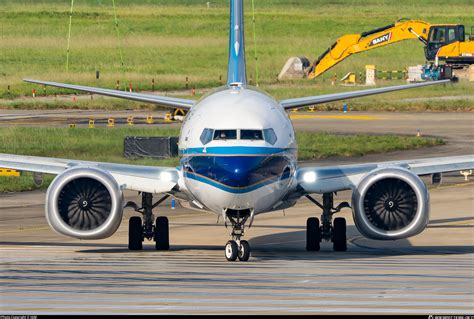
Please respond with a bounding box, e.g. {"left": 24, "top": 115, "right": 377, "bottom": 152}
{"left": 45, "top": 167, "right": 124, "bottom": 239}
{"left": 351, "top": 167, "right": 429, "bottom": 240}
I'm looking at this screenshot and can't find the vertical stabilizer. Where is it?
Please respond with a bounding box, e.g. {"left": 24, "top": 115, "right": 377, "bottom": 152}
{"left": 227, "top": 0, "right": 247, "bottom": 85}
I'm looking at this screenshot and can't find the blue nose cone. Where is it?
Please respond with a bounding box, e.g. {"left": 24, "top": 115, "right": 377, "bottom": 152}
{"left": 215, "top": 156, "right": 263, "bottom": 187}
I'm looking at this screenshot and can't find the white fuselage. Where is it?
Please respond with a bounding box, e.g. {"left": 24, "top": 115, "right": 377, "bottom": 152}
{"left": 177, "top": 85, "right": 298, "bottom": 216}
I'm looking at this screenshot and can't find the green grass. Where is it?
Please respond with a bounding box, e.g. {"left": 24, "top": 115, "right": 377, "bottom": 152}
{"left": 0, "top": 126, "right": 444, "bottom": 192}
{"left": 0, "top": 127, "right": 180, "bottom": 164}
{"left": 0, "top": 0, "right": 472, "bottom": 109}
{"left": 1, "top": 80, "right": 472, "bottom": 112}
{"left": 297, "top": 132, "right": 444, "bottom": 160}
{"left": 0, "top": 127, "right": 180, "bottom": 192}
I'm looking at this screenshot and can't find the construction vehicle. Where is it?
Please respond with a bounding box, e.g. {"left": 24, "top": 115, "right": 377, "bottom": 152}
{"left": 306, "top": 19, "right": 474, "bottom": 81}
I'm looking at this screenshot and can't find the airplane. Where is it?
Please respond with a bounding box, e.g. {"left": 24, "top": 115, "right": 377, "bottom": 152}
{"left": 1, "top": 0, "right": 473, "bottom": 262}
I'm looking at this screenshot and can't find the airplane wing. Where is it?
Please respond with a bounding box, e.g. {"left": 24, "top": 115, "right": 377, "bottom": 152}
{"left": 0, "top": 153, "right": 179, "bottom": 194}
{"left": 295, "top": 155, "right": 474, "bottom": 194}
{"left": 279, "top": 80, "right": 450, "bottom": 110}
{"left": 24, "top": 79, "right": 195, "bottom": 110}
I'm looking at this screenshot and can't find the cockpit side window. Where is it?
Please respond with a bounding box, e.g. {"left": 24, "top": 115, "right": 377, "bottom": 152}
{"left": 200, "top": 128, "right": 214, "bottom": 145}
{"left": 213, "top": 129, "right": 237, "bottom": 140}
{"left": 241, "top": 129, "right": 263, "bottom": 140}
{"left": 263, "top": 128, "right": 277, "bottom": 145}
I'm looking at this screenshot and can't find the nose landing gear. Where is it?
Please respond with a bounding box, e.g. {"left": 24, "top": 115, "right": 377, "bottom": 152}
{"left": 306, "top": 193, "right": 350, "bottom": 252}
{"left": 126, "top": 193, "right": 171, "bottom": 251}
{"left": 224, "top": 210, "right": 251, "bottom": 262}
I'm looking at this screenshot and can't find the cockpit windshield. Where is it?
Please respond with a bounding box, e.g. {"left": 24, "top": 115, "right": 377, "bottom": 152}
{"left": 241, "top": 130, "right": 263, "bottom": 140}
{"left": 200, "top": 128, "right": 214, "bottom": 145}
{"left": 200, "top": 128, "right": 277, "bottom": 145}
{"left": 213, "top": 129, "right": 237, "bottom": 140}
{"left": 263, "top": 128, "right": 277, "bottom": 145}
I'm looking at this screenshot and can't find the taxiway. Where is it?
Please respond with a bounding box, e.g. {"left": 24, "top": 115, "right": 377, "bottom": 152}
{"left": 0, "top": 109, "right": 473, "bottom": 314}
{"left": 1, "top": 182, "right": 473, "bottom": 315}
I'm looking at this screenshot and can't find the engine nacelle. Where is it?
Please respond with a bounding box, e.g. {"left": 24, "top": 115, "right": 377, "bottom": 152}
{"left": 352, "top": 167, "right": 429, "bottom": 240}
{"left": 46, "top": 167, "right": 124, "bottom": 240}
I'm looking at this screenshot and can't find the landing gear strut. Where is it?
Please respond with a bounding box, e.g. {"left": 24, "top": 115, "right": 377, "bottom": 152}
{"left": 224, "top": 210, "right": 251, "bottom": 262}
{"left": 306, "top": 193, "right": 349, "bottom": 252}
{"left": 126, "top": 192, "right": 170, "bottom": 251}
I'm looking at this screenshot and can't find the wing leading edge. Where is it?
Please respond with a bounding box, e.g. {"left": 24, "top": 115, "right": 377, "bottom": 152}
{"left": 24, "top": 79, "right": 195, "bottom": 110}
{"left": 296, "top": 155, "right": 474, "bottom": 194}
{"left": 280, "top": 80, "right": 451, "bottom": 110}
{"left": 0, "top": 153, "right": 179, "bottom": 194}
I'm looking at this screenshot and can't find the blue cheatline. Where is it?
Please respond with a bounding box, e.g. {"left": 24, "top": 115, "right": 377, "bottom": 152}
{"left": 179, "top": 146, "right": 294, "bottom": 156}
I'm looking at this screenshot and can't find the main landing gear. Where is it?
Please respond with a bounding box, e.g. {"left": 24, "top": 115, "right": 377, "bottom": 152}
{"left": 305, "top": 193, "right": 350, "bottom": 252}
{"left": 126, "top": 193, "right": 170, "bottom": 251}
{"left": 224, "top": 210, "right": 251, "bottom": 262}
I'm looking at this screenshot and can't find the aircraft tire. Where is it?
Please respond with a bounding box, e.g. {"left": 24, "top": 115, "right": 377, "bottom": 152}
{"left": 155, "top": 216, "right": 170, "bottom": 251}
{"left": 225, "top": 240, "right": 239, "bottom": 261}
{"left": 333, "top": 217, "right": 347, "bottom": 252}
{"left": 238, "top": 240, "right": 251, "bottom": 261}
{"left": 128, "top": 216, "right": 143, "bottom": 250}
{"left": 306, "top": 217, "right": 321, "bottom": 251}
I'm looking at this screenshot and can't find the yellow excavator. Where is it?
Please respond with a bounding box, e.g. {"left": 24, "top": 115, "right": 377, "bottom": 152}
{"left": 307, "top": 19, "right": 474, "bottom": 80}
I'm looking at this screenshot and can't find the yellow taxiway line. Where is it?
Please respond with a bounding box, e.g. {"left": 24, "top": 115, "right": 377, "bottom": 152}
{"left": 289, "top": 114, "right": 384, "bottom": 120}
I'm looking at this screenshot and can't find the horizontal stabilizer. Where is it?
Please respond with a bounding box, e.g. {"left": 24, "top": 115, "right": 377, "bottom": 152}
{"left": 24, "top": 79, "right": 195, "bottom": 110}
{"left": 280, "top": 79, "right": 450, "bottom": 110}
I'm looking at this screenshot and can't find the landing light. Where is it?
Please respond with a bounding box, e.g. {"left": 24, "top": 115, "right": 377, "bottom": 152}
{"left": 160, "top": 171, "right": 174, "bottom": 182}
{"left": 303, "top": 171, "right": 317, "bottom": 183}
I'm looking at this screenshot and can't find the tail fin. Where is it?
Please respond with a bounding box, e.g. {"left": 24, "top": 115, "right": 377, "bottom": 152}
{"left": 227, "top": 0, "right": 247, "bottom": 85}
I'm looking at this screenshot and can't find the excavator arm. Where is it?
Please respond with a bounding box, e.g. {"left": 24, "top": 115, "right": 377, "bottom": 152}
{"left": 308, "top": 19, "right": 432, "bottom": 79}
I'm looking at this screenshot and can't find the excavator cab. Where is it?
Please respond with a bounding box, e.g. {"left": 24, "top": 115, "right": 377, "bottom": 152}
{"left": 425, "top": 25, "right": 465, "bottom": 60}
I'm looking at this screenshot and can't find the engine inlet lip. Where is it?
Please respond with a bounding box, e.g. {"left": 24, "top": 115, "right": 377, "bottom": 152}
{"left": 46, "top": 166, "right": 123, "bottom": 239}
{"left": 352, "top": 167, "right": 429, "bottom": 239}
